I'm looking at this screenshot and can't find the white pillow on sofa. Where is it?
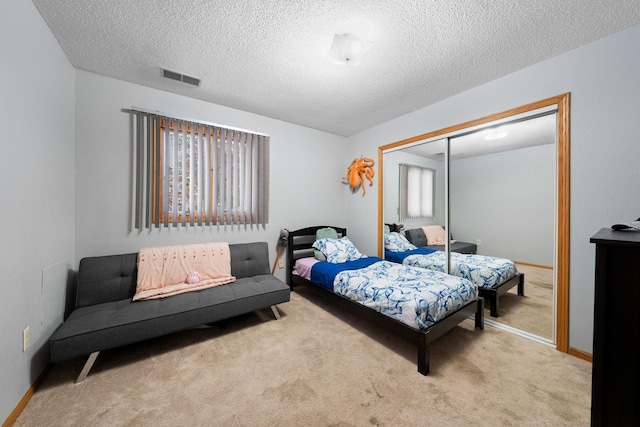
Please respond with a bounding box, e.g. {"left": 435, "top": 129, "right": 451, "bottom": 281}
{"left": 422, "top": 225, "right": 446, "bottom": 245}
{"left": 421, "top": 225, "right": 457, "bottom": 245}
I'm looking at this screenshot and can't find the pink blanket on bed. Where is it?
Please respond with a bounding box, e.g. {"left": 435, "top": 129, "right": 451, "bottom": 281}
{"left": 133, "top": 242, "right": 236, "bottom": 301}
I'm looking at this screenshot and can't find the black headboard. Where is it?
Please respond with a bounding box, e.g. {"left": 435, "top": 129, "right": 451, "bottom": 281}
{"left": 385, "top": 223, "right": 404, "bottom": 233}
{"left": 286, "top": 226, "right": 347, "bottom": 286}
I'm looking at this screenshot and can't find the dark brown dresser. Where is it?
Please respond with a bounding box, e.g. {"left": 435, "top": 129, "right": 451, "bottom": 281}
{"left": 590, "top": 228, "right": 640, "bottom": 426}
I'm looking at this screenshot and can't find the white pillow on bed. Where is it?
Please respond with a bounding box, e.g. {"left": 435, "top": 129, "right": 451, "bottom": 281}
{"left": 385, "top": 232, "right": 417, "bottom": 252}
{"left": 313, "top": 236, "right": 365, "bottom": 263}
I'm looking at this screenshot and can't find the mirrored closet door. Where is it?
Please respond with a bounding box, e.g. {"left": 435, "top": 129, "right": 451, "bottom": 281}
{"left": 378, "top": 94, "right": 570, "bottom": 349}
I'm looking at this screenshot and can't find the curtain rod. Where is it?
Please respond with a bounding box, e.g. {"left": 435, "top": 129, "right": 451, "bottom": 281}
{"left": 123, "top": 107, "right": 270, "bottom": 137}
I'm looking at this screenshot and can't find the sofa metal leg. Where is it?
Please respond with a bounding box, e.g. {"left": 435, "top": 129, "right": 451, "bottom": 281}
{"left": 75, "top": 351, "right": 99, "bottom": 384}
{"left": 270, "top": 305, "right": 281, "bottom": 320}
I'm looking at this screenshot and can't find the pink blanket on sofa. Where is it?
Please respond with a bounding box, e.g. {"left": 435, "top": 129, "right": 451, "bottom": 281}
{"left": 133, "top": 242, "right": 236, "bottom": 301}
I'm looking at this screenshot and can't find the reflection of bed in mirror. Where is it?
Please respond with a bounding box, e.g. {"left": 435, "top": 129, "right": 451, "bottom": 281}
{"left": 286, "top": 225, "right": 484, "bottom": 376}
{"left": 384, "top": 229, "right": 525, "bottom": 318}
{"left": 380, "top": 95, "right": 570, "bottom": 347}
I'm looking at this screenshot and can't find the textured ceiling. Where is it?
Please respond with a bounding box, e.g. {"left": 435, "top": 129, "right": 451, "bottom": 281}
{"left": 32, "top": 0, "right": 640, "bottom": 136}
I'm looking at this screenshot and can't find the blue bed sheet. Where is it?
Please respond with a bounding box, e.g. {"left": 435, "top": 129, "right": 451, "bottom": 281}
{"left": 310, "top": 257, "right": 382, "bottom": 290}
{"left": 384, "top": 247, "right": 436, "bottom": 264}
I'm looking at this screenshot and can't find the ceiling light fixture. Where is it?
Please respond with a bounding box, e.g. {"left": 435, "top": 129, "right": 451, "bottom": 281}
{"left": 326, "top": 33, "right": 373, "bottom": 65}
{"left": 483, "top": 127, "right": 509, "bottom": 140}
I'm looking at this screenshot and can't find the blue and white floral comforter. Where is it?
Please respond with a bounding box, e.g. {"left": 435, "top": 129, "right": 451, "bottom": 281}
{"left": 333, "top": 260, "right": 478, "bottom": 330}
{"left": 403, "top": 251, "right": 518, "bottom": 290}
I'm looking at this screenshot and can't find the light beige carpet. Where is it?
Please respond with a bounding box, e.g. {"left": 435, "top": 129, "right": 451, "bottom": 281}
{"left": 15, "top": 286, "right": 591, "bottom": 427}
{"left": 488, "top": 264, "right": 554, "bottom": 340}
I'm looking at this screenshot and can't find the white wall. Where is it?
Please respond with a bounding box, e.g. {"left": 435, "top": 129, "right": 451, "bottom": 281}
{"left": 75, "top": 71, "right": 348, "bottom": 283}
{"left": 0, "top": 0, "right": 75, "bottom": 422}
{"left": 451, "top": 144, "right": 556, "bottom": 265}
{"left": 347, "top": 23, "right": 640, "bottom": 353}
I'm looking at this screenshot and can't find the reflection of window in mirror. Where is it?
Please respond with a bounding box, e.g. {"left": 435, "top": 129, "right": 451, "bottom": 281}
{"left": 399, "top": 164, "right": 434, "bottom": 222}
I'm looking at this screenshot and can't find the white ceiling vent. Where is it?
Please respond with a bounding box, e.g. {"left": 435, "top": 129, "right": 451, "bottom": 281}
{"left": 162, "top": 68, "right": 201, "bottom": 87}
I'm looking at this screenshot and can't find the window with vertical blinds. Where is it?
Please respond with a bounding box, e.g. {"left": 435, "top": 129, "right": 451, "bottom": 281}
{"left": 130, "top": 109, "right": 269, "bottom": 229}
{"left": 399, "top": 164, "right": 434, "bottom": 222}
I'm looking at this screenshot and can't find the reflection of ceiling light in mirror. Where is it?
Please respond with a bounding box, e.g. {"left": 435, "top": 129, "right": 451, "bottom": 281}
{"left": 327, "top": 33, "right": 373, "bottom": 65}
{"left": 483, "top": 127, "right": 509, "bottom": 140}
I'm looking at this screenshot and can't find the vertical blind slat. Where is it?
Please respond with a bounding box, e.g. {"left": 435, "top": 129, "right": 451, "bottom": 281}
{"left": 180, "top": 124, "right": 186, "bottom": 227}
{"left": 196, "top": 126, "right": 203, "bottom": 226}
{"left": 243, "top": 135, "right": 253, "bottom": 224}
{"left": 263, "top": 136, "right": 268, "bottom": 223}
{"left": 144, "top": 115, "right": 152, "bottom": 229}
{"left": 255, "top": 136, "right": 261, "bottom": 224}
{"left": 163, "top": 118, "right": 169, "bottom": 227}
{"left": 228, "top": 131, "right": 234, "bottom": 225}
{"left": 258, "top": 136, "right": 265, "bottom": 224}
{"left": 135, "top": 112, "right": 143, "bottom": 229}
{"left": 237, "top": 134, "right": 243, "bottom": 224}
{"left": 225, "top": 131, "right": 231, "bottom": 225}
{"left": 154, "top": 116, "right": 162, "bottom": 228}
{"left": 133, "top": 113, "right": 139, "bottom": 229}
{"left": 233, "top": 131, "right": 240, "bottom": 225}
{"left": 212, "top": 128, "right": 219, "bottom": 225}
{"left": 187, "top": 124, "right": 194, "bottom": 226}
{"left": 167, "top": 122, "right": 178, "bottom": 227}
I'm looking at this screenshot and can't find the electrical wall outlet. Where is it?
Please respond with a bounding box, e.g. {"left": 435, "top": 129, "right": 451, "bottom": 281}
{"left": 23, "top": 326, "right": 30, "bottom": 352}
{"left": 476, "top": 239, "right": 481, "bottom": 246}
{"left": 278, "top": 259, "right": 284, "bottom": 269}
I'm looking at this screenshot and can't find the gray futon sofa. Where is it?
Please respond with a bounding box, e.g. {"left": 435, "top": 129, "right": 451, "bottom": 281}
{"left": 49, "top": 242, "right": 290, "bottom": 382}
{"left": 404, "top": 227, "right": 478, "bottom": 254}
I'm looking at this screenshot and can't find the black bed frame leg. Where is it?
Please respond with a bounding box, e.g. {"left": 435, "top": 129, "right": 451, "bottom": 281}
{"left": 517, "top": 273, "right": 525, "bottom": 296}
{"left": 475, "top": 298, "right": 484, "bottom": 330}
{"left": 417, "top": 334, "right": 429, "bottom": 375}
{"left": 489, "top": 295, "right": 499, "bottom": 318}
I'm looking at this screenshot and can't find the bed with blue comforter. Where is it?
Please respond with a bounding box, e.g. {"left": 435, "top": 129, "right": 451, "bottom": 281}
{"left": 311, "top": 257, "right": 477, "bottom": 330}
{"left": 385, "top": 232, "right": 525, "bottom": 318}
{"left": 286, "top": 225, "right": 484, "bottom": 376}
